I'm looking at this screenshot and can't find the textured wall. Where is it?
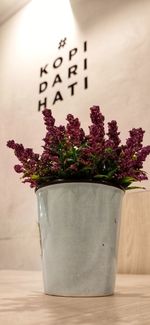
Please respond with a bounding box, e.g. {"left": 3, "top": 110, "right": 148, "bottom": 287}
{"left": 0, "top": 0, "right": 150, "bottom": 270}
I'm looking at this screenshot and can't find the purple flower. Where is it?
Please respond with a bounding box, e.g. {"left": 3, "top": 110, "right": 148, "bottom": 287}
{"left": 87, "top": 106, "right": 105, "bottom": 155}
{"left": 68, "top": 163, "right": 78, "bottom": 172}
{"left": 90, "top": 105, "right": 104, "bottom": 125}
{"left": 107, "top": 120, "right": 121, "bottom": 148}
{"left": 42, "top": 108, "right": 55, "bottom": 129}
{"left": 41, "top": 152, "right": 51, "bottom": 162}
{"left": 7, "top": 140, "right": 16, "bottom": 149}
{"left": 7, "top": 106, "right": 150, "bottom": 189}
{"left": 126, "top": 128, "right": 145, "bottom": 151}
{"left": 137, "top": 146, "right": 150, "bottom": 163}
{"left": 14, "top": 165, "right": 24, "bottom": 173}
{"left": 51, "top": 161, "right": 61, "bottom": 173}
{"left": 66, "top": 114, "right": 85, "bottom": 146}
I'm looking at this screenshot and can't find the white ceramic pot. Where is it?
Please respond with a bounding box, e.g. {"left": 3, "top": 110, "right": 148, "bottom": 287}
{"left": 36, "top": 181, "right": 124, "bottom": 296}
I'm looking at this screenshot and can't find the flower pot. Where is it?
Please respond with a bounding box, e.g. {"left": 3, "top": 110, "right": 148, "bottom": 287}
{"left": 36, "top": 181, "right": 124, "bottom": 296}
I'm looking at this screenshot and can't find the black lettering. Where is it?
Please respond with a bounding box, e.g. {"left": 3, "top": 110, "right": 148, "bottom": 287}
{"left": 53, "top": 57, "right": 63, "bottom": 68}
{"left": 39, "top": 81, "right": 48, "bottom": 94}
{"left": 69, "top": 48, "right": 78, "bottom": 61}
{"left": 52, "top": 74, "right": 62, "bottom": 87}
{"left": 53, "top": 91, "right": 63, "bottom": 105}
{"left": 68, "top": 65, "right": 77, "bottom": 78}
{"left": 84, "top": 58, "right": 87, "bottom": 70}
{"left": 38, "top": 98, "right": 47, "bottom": 111}
{"left": 68, "top": 82, "right": 78, "bottom": 96}
{"left": 40, "top": 64, "right": 48, "bottom": 77}
{"left": 84, "top": 77, "right": 88, "bottom": 89}
{"left": 84, "top": 41, "right": 87, "bottom": 52}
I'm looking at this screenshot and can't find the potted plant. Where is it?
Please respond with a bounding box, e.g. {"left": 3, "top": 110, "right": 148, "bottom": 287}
{"left": 7, "top": 106, "right": 150, "bottom": 296}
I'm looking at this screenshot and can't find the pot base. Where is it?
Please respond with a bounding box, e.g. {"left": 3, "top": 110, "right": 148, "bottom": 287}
{"left": 44, "top": 291, "right": 114, "bottom": 297}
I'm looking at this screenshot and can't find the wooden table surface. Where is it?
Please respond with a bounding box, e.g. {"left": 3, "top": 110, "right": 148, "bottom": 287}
{"left": 0, "top": 271, "right": 150, "bottom": 325}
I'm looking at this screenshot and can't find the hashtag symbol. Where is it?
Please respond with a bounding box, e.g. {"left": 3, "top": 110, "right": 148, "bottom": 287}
{"left": 58, "top": 38, "right": 67, "bottom": 49}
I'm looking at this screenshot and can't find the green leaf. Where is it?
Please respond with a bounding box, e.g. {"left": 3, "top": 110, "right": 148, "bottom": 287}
{"left": 81, "top": 166, "right": 92, "bottom": 171}
{"left": 120, "top": 177, "right": 136, "bottom": 184}
{"left": 107, "top": 168, "right": 117, "bottom": 178}
{"left": 105, "top": 147, "right": 113, "bottom": 153}
{"left": 94, "top": 168, "right": 117, "bottom": 180}
{"left": 31, "top": 174, "right": 40, "bottom": 180}
{"left": 94, "top": 174, "right": 109, "bottom": 180}
{"left": 126, "top": 186, "right": 146, "bottom": 190}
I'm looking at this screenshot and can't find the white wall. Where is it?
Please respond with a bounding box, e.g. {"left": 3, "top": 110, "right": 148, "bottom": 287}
{"left": 0, "top": 0, "right": 150, "bottom": 269}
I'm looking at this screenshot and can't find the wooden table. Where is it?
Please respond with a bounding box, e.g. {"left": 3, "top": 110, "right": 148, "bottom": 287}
{"left": 0, "top": 271, "right": 150, "bottom": 324}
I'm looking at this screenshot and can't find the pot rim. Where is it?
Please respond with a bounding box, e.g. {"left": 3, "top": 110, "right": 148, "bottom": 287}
{"left": 35, "top": 179, "right": 125, "bottom": 192}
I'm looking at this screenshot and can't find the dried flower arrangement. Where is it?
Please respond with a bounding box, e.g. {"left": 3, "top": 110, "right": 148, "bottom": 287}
{"left": 7, "top": 106, "right": 150, "bottom": 190}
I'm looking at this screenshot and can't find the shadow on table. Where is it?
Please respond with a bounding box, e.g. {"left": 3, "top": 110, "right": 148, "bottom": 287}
{"left": 0, "top": 290, "right": 149, "bottom": 324}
